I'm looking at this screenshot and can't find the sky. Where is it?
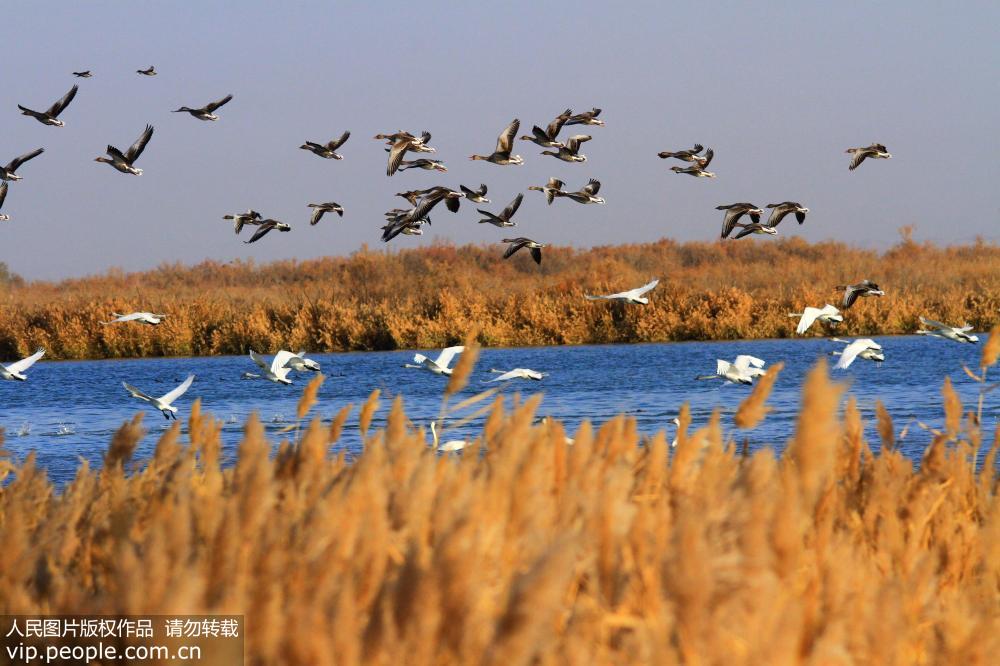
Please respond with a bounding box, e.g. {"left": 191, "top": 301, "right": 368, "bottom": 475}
{"left": 2, "top": 1, "right": 997, "bottom": 280}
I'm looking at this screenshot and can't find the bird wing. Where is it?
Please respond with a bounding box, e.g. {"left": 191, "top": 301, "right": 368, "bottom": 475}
{"left": 110, "top": 312, "right": 145, "bottom": 323}
{"left": 835, "top": 340, "right": 870, "bottom": 369}
{"left": 848, "top": 149, "right": 869, "bottom": 170}
{"left": 495, "top": 118, "right": 520, "bottom": 155}
{"left": 733, "top": 225, "right": 757, "bottom": 240}
{"left": 488, "top": 369, "right": 520, "bottom": 382}
{"left": 245, "top": 222, "right": 275, "bottom": 243}
{"left": 502, "top": 240, "right": 524, "bottom": 259}
{"left": 158, "top": 374, "right": 195, "bottom": 405}
{"left": 46, "top": 84, "right": 79, "bottom": 117}
{"left": 820, "top": 304, "right": 841, "bottom": 317}
{"left": 7, "top": 147, "right": 44, "bottom": 172}
{"left": 632, "top": 278, "right": 660, "bottom": 296}
{"left": 204, "top": 94, "right": 233, "bottom": 112}
{"left": 122, "top": 382, "right": 155, "bottom": 403}
{"left": 310, "top": 208, "right": 325, "bottom": 225}
{"left": 919, "top": 317, "right": 949, "bottom": 330}
{"left": 733, "top": 355, "right": 765, "bottom": 371}
{"left": 715, "top": 359, "right": 734, "bottom": 376}
{"left": 444, "top": 196, "right": 460, "bottom": 213}
{"left": 329, "top": 130, "right": 350, "bottom": 150}
{"left": 5, "top": 348, "right": 45, "bottom": 374}
{"left": 566, "top": 135, "right": 591, "bottom": 153}
{"left": 767, "top": 206, "right": 791, "bottom": 228}
{"left": 583, "top": 179, "right": 601, "bottom": 195}
{"left": 271, "top": 350, "right": 299, "bottom": 376}
{"left": 796, "top": 308, "right": 821, "bottom": 334}
{"left": 434, "top": 346, "right": 465, "bottom": 369}
{"left": 546, "top": 109, "right": 571, "bottom": 139}
{"left": 500, "top": 193, "right": 523, "bottom": 220}
{"left": 795, "top": 209, "right": 807, "bottom": 224}
{"left": 546, "top": 177, "right": 565, "bottom": 190}
{"left": 529, "top": 247, "right": 542, "bottom": 264}
{"left": 249, "top": 350, "right": 270, "bottom": 372}
{"left": 721, "top": 209, "right": 745, "bottom": 238}
{"left": 699, "top": 147, "right": 714, "bottom": 168}
{"left": 387, "top": 139, "right": 410, "bottom": 176}
{"left": 0, "top": 181, "right": 7, "bottom": 208}
{"left": 125, "top": 125, "right": 154, "bottom": 162}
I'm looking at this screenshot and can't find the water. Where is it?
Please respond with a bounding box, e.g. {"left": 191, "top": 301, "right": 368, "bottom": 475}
{"left": 2, "top": 335, "right": 995, "bottom": 485}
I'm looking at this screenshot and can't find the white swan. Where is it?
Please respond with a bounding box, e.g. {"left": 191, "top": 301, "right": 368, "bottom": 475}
{"left": 830, "top": 338, "right": 884, "bottom": 369}
{"left": 430, "top": 421, "right": 469, "bottom": 452}
{"left": 0, "top": 348, "right": 45, "bottom": 381}
{"left": 487, "top": 368, "right": 545, "bottom": 382}
{"left": 102, "top": 311, "right": 166, "bottom": 325}
{"left": 696, "top": 355, "right": 766, "bottom": 385}
{"left": 789, "top": 304, "right": 843, "bottom": 334}
{"left": 404, "top": 346, "right": 465, "bottom": 376}
{"left": 122, "top": 374, "right": 195, "bottom": 420}
{"left": 669, "top": 417, "right": 681, "bottom": 448}
{"left": 246, "top": 349, "right": 298, "bottom": 384}
{"left": 916, "top": 317, "right": 979, "bottom": 344}
{"left": 585, "top": 278, "right": 660, "bottom": 305}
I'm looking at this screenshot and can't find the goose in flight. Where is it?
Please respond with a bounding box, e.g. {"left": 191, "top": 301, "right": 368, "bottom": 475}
{"left": 830, "top": 338, "right": 884, "bottom": 369}
{"left": 470, "top": 119, "right": 524, "bottom": 165}
{"left": 382, "top": 189, "right": 453, "bottom": 241}
{"left": 789, "top": 304, "right": 843, "bottom": 334}
{"left": 540, "top": 135, "right": 590, "bottom": 162}
{"left": 244, "top": 219, "right": 291, "bottom": 244}
{"left": 246, "top": 349, "right": 299, "bottom": 384}
{"left": 520, "top": 108, "right": 571, "bottom": 147}
{"left": 430, "top": 421, "right": 470, "bottom": 452}
{"left": 718, "top": 203, "right": 763, "bottom": 238}
{"left": 670, "top": 148, "right": 715, "bottom": 177}
{"left": 300, "top": 131, "right": 350, "bottom": 159}
{"left": 285, "top": 352, "right": 321, "bottom": 372}
{"left": 398, "top": 158, "right": 447, "bottom": 173}
{"left": 18, "top": 84, "right": 78, "bottom": 127}
{"left": 731, "top": 222, "right": 778, "bottom": 240}
{"left": 916, "top": 317, "right": 979, "bottom": 343}
{"left": 1, "top": 148, "right": 44, "bottom": 182}
{"left": 695, "top": 355, "right": 765, "bottom": 385}
{"left": 398, "top": 186, "right": 464, "bottom": 211}
{"left": 658, "top": 144, "right": 704, "bottom": 163}
{"left": 308, "top": 202, "right": 344, "bottom": 225}
{"left": 585, "top": 278, "right": 659, "bottom": 304}
{"left": 173, "top": 94, "right": 233, "bottom": 121}
{"left": 102, "top": 312, "right": 166, "bottom": 325}
{"left": 136, "top": 66, "right": 157, "bottom": 76}
{"left": 836, "top": 280, "right": 885, "bottom": 309}
{"left": 846, "top": 143, "right": 891, "bottom": 170}
{"left": 0, "top": 349, "right": 45, "bottom": 381}
{"left": 565, "top": 107, "right": 605, "bottom": 126}
{"left": 527, "top": 177, "right": 566, "bottom": 205}
{"left": 223, "top": 209, "right": 263, "bottom": 234}
{"left": 73, "top": 71, "right": 93, "bottom": 78}
{"left": 561, "top": 179, "right": 605, "bottom": 204}
{"left": 765, "top": 202, "right": 809, "bottom": 227}
{"left": 123, "top": 374, "right": 195, "bottom": 420}
{"left": 404, "top": 346, "right": 465, "bottom": 376}
{"left": 502, "top": 237, "right": 544, "bottom": 264}
{"left": 0, "top": 182, "right": 9, "bottom": 221}
{"left": 460, "top": 184, "right": 489, "bottom": 203}
{"left": 478, "top": 193, "right": 523, "bottom": 228}
{"left": 380, "top": 131, "right": 435, "bottom": 176}
{"left": 95, "top": 124, "right": 154, "bottom": 175}
{"left": 487, "top": 368, "right": 545, "bottom": 382}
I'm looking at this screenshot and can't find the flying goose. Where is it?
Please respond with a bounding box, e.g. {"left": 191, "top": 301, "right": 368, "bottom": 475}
{"left": 244, "top": 219, "right": 290, "bottom": 244}
{"left": 123, "top": 374, "right": 195, "bottom": 420}
{"left": 718, "top": 203, "right": 763, "bottom": 239}
{"left": 731, "top": 222, "right": 778, "bottom": 240}
{"left": 520, "top": 108, "right": 572, "bottom": 147}
{"left": 916, "top": 317, "right": 979, "bottom": 343}
{"left": 540, "top": 135, "right": 590, "bottom": 163}
{"left": 102, "top": 312, "right": 167, "bottom": 325}
{"left": 0, "top": 182, "right": 9, "bottom": 221}
{"left": 18, "top": 84, "right": 78, "bottom": 127}
{"left": 285, "top": 352, "right": 321, "bottom": 372}
{"left": 173, "top": 94, "right": 233, "bottom": 121}
{"left": 836, "top": 280, "right": 885, "bottom": 309}
{"left": 585, "top": 278, "right": 659, "bottom": 304}
{"left": 561, "top": 178, "right": 605, "bottom": 204}
{"left": 470, "top": 119, "right": 524, "bottom": 165}
{"left": 0, "top": 349, "right": 45, "bottom": 381}
{"left": 381, "top": 131, "right": 435, "bottom": 176}
{"left": 695, "top": 355, "right": 766, "bottom": 385}
{"left": 1, "top": 148, "right": 45, "bottom": 182}
{"left": 846, "top": 143, "right": 891, "bottom": 170}
{"left": 658, "top": 144, "right": 704, "bottom": 163}
{"left": 430, "top": 421, "right": 470, "bottom": 452}
{"left": 527, "top": 177, "right": 566, "bottom": 205}
{"left": 830, "top": 338, "right": 884, "bottom": 369}
{"left": 396, "top": 187, "right": 463, "bottom": 211}
{"left": 73, "top": 71, "right": 93, "bottom": 78}
{"left": 765, "top": 202, "right": 809, "bottom": 227}
{"left": 502, "top": 237, "right": 545, "bottom": 264}
{"left": 459, "top": 183, "right": 489, "bottom": 203}
{"left": 246, "top": 349, "right": 298, "bottom": 384}
{"left": 565, "top": 107, "right": 605, "bottom": 126}
{"left": 670, "top": 148, "right": 715, "bottom": 177}
{"left": 487, "top": 368, "right": 545, "bottom": 382}
{"left": 308, "top": 202, "right": 344, "bottom": 225}
{"left": 478, "top": 193, "right": 523, "bottom": 227}
{"left": 94, "top": 125, "right": 154, "bottom": 175}
{"left": 223, "top": 209, "right": 263, "bottom": 234}
{"left": 789, "top": 304, "right": 843, "bottom": 334}
{"left": 136, "top": 66, "right": 156, "bottom": 76}
{"left": 398, "top": 158, "right": 448, "bottom": 173}
{"left": 382, "top": 189, "right": 451, "bottom": 241}
{"left": 403, "top": 346, "right": 465, "bottom": 376}
{"left": 300, "top": 131, "right": 350, "bottom": 159}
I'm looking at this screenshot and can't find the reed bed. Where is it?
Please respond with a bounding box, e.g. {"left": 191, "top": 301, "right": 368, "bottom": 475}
{"left": 1, "top": 340, "right": 998, "bottom": 664}
{"left": 0, "top": 235, "right": 997, "bottom": 360}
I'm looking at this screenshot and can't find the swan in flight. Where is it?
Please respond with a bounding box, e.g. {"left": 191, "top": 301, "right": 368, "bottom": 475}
{"left": 0, "top": 348, "right": 45, "bottom": 381}
{"left": 404, "top": 346, "right": 465, "bottom": 376}
{"left": 102, "top": 312, "right": 166, "bottom": 325}
{"left": 286, "top": 352, "right": 321, "bottom": 372}
{"left": 916, "top": 317, "right": 979, "bottom": 344}
{"left": 430, "top": 421, "right": 470, "bottom": 452}
{"left": 246, "top": 349, "right": 300, "bottom": 384}
{"left": 487, "top": 368, "right": 545, "bottom": 382}
{"left": 835, "top": 280, "right": 885, "bottom": 309}
{"left": 695, "top": 356, "right": 765, "bottom": 385}
{"left": 789, "top": 304, "right": 843, "bottom": 334}
{"left": 830, "top": 338, "right": 884, "bottom": 369}
{"left": 585, "top": 278, "right": 659, "bottom": 304}
{"left": 122, "top": 374, "right": 195, "bottom": 420}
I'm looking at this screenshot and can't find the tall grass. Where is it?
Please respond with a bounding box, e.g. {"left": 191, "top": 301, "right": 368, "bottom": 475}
{"left": 1, "top": 342, "right": 998, "bottom": 664}
{"left": 0, "top": 236, "right": 997, "bottom": 359}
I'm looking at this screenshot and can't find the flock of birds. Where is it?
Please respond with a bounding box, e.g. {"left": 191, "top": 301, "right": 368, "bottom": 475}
{"left": 0, "top": 68, "right": 984, "bottom": 440}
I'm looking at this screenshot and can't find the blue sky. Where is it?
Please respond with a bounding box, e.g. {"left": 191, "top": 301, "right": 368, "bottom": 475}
{"left": 2, "top": 1, "right": 997, "bottom": 279}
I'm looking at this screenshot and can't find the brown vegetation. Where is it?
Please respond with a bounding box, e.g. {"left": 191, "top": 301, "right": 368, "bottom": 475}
{"left": 1, "top": 342, "right": 998, "bottom": 664}
{"left": 1, "top": 236, "right": 998, "bottom": 360}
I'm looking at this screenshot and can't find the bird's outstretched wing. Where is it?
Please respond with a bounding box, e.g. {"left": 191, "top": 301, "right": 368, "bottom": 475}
{"left": 271, "top": 350, "right": 298, "bottom": 380}
{"left": 159, "top": 374, "right": 195, "bottom": 405}
{"left": 546, "top": 109, "right": 572, "bottom": 139}
{"left": 495, "top": 119, "right": 520, "bottom": 155}
{"left": 205, "top": 94, "right": 233, "bottom": 112}
{"left": 733, "top": 355, "right": 765, "bottom": 371}
{"left": 434, "top": 346, "right": 465, "bottom": 369}
{"left": 488, "top": 369, "right": 520, "bottom": 382}
{"left": 835, "top": 340, "right": 869, "bottom": 369}
{"left": 126, "top": 125, "right": 154, "bottom": 162}
{"left": 329, "top": 131, "right": 350, "bottom": 150}
{"left": 582, "top": 179, "right": 601, "bottom": 195}
{"left": 7, "top": 148, "right": 44, "bottom": 172}
{"left": 123, "top": 381, "right": 155, "bottom": 403}
{"left": 796, "top": 308, "right": 821, "bottom": 334}
{"left": 501, "top": 193, "right": 523, "bottom": 220}
{"left": 5, "top": 348, "right": 45, "bottom": 374}
{"left": 249, "top": 349, "right": 270, "bottom": 372}
{"left": 0, "top": 181, "right": 7, "bottom": 208}
{"left": 633, "top": 279, "right": 660, "bottom": 296}
{"left": 47, "top": 84, "right": 79, "bottom": 117}
{"left": 919, "top": 316, "right": 949, "bottom": 330}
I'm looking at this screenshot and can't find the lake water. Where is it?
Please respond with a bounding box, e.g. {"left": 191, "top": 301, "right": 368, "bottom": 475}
{"left": 2, "top": 335, "right": 996, "bottom": 485}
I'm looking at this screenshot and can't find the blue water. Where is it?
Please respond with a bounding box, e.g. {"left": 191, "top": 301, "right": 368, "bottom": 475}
{"left": 2, "top": 335, "right": 996, "bottom": 485}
